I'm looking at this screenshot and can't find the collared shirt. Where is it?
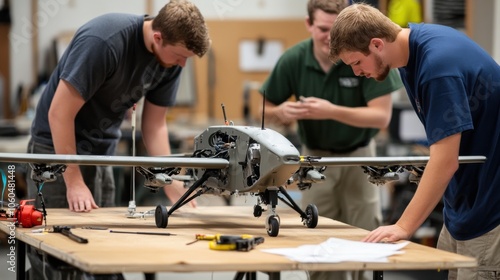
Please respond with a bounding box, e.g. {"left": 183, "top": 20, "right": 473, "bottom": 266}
{"left": 401, "top": 23, "right": 500, "bottom": 240}
{"left": 260, "top": 38, "right": 403, "bottom": 151}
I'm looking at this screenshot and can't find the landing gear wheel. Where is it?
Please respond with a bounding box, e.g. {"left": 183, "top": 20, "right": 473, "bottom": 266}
{"left": 155, "top": 205, "right": 169, "bottom": 228}
{"left": 253, "top": 205, "right": 263, "bottom": 217}
{"left": 266, "top": 215, "right": 280, "bottom": 237}
{"left": 305, "top": 204, "right": 318, "bottom": 228}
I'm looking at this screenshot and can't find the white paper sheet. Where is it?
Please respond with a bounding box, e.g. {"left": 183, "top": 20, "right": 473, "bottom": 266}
{"left": 261, "top": 237, "right": 409, "bottom": 263}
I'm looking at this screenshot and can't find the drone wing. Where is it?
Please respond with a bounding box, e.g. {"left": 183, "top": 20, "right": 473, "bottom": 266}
{"left": 0, "top": 152, "right": 229, "bottom": 169}
{"left": 300, "top": 155, "right": 486, "bottom": 167}
{"left": 295, "top": 155, "right": 486, "bottom": 186}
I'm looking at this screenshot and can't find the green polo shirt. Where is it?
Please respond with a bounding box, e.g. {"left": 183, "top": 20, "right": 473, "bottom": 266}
{"left": 260, "top": 39, "right": 403, "bottom": 151}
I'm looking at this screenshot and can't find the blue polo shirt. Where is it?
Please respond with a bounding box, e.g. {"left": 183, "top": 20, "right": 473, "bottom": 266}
{"left": 399, "top": 23, "right": 500, "bottom": 240}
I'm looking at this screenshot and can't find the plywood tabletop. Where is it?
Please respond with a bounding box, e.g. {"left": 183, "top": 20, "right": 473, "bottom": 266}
{"left": 0, "top": 206, "right": 476, "bottom": 274}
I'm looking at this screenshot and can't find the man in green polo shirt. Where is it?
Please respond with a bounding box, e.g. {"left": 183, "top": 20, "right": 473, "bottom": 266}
{"left": 260, "top": 1, "right": 403, "bottom": 279}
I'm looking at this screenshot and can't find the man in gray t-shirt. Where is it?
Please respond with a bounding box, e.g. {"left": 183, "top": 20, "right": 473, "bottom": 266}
{"left": 27, "top": 0, "right": 210, "bottom": 212}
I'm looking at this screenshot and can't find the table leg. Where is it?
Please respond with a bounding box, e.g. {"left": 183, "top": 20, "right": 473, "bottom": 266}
{"left": 233, "top": 271, "right": 280, "bottom": 280}
{"left": 16, "top": 239, "right": 26, "bottom": 280}
{"left": 373, "top": 270, "right": 383, "bottom": 279}
{"left": 267, "top": 271, "right": 280, "bottom": 280}
{"left": 233, "top": 272, "right": 257, "bottom": 280}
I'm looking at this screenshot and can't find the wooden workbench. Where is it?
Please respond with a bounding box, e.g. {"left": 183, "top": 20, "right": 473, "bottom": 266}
{"left": 1, "top": 206, "right": 476, "bottom": 275}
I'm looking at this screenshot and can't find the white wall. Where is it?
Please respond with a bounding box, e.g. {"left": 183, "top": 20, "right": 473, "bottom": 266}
{"left": 8, "top": 0, "right": 308, "bottom": 108}
{"left": 172, "top": 0, "right": 308, "bottom": 20}
{"left": 8, "top": 0, "right": 500, "bottom": 109}
{"left": 9, "top": 0, "right": 33, "bottom": 101}
{"left": 9, "top": 0, "right": 147, "bottom": 107}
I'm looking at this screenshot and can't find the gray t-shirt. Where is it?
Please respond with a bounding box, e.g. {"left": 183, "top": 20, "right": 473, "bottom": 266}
{"left": 31, "top": 13, "right": 181, "bottom": 155}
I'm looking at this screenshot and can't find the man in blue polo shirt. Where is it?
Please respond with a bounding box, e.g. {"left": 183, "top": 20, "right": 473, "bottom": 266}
{"left": 329, "top": 3, "right": 500, "bottom": 279}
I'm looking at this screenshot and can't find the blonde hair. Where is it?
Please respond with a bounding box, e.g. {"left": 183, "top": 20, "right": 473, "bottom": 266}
{"left": 329, "top": 3, "right": 401, "bottom": 61}
{"left": 152, "top": 0, "right": 210, "bottom": 57}
{"left": 307, "top": 0, "right": 348, "bottom": 24}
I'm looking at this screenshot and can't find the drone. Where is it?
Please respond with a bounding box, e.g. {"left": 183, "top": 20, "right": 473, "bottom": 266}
{"left": 0, "top": 124, "right": 486, "bottom": 237}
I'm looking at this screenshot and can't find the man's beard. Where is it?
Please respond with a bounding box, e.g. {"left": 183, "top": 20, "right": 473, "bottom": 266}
{"left": 151, "top": 43, "right": 173, "bottom": 68}
{"left": 374, "top": 53, "right": 391, "bottom": 81}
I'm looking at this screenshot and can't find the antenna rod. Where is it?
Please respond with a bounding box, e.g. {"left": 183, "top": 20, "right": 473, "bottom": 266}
{"left": 261, "top": 90, "right": 266, "bottom": 130}
{"left": 221, "top": 103, "right": 229, "bottom": 125}
{"left": 128, "top": 104, "right": 137, "bottom": 215}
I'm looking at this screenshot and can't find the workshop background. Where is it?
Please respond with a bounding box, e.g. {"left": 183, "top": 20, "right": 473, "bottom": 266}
{"left": 1, "top": 0, "right": 499, "bottom": 279}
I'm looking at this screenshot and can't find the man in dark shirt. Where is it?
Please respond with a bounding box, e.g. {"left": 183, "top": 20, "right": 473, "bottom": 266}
{"left": 27, "top": 0, "right": 210, "bottom": 212}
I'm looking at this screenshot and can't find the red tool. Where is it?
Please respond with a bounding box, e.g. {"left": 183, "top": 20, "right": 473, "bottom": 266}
{"left": 0, "top": 199, "right": 44, "bottom": 228}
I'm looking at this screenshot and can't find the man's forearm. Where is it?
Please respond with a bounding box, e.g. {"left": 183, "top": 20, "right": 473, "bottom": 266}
{"left": 329, "top": 105, "right": 391, "bottom": 128}
{"left": 142, "top": 123, "right": 171, "bottom": 156}
{"left": 396, "top": 136, "right": 460, "bottom": 236}
{"left": 49, "top": 110, "right": 84, "bottom": 186}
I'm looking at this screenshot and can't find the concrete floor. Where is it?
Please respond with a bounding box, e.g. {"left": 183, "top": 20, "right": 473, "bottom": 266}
{"left": 0, "top": 191, "right": 447, "bottom": 280}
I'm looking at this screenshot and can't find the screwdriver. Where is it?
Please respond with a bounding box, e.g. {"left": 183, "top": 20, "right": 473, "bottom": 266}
{"left": 186, "top": 233, "right": 217, "bottom": 245}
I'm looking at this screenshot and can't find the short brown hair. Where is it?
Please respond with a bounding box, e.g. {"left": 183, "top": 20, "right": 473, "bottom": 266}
{"left": 329, "top": 3, "right": 401, "bottom": 61}
{"left": 307, "top": 0, "right": 348, "bottom": 24}
{"left": 152, "top": 0, "right": 210, "bottom": 57}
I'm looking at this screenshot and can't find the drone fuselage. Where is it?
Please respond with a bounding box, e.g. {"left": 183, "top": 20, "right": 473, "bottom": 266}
{"left": 192, "top": 126, "right": 301, "bottom": 193}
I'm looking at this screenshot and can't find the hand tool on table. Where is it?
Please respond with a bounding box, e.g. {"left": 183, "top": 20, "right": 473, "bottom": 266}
{"left": 185, "top": 233, "right": 214, "bottom": 245}
{"left": 81, "top": 226, "right": 108, "bottom": 230}
{"left": 109, "top": 230, "right": 176, "bottom": 236}
{"left": 187, "top": 233, "right": 264, "bottom": 251}
{"left": 51, "top": 226, "right": 88, "bottom": 244}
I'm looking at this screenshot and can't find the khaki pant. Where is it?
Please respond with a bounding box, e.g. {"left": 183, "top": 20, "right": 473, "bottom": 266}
{"left": 301, "top": 140, "right": 381, "bottom": 280}
{"left": 437, "top": 224, "right": 500, "bottom": 280}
